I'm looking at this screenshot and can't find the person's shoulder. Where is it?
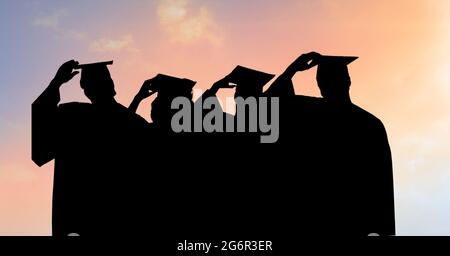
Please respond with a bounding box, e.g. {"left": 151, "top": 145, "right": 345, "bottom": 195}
{"left": 55, "top": 102, "right": 92, "bottom": 122}
{"left": 351, "top": 104, "right": 386, "bottom": 129}
{"left": 58, "top": 102, "right": 90, "bottom": 107}
{"left": 57, "top": 102, "right": 91, "bottom": 112}
{"left": 351, "top": 104, "right": 378, "bottom": 119}
{"left": 115, "top": 103, "right": 149, "bottom": 124}
{"left": 295, "top": 95, "right": 322, "bottom": 102}
{"left": 133, "top": 113, "right": 150, "bottom": 126}
{"left": 289, "top": 95, "right": 323, "bottom": 107}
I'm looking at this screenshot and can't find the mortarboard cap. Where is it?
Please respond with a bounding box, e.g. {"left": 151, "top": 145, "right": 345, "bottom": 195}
{"left": 148, "top": 74, "right": 196, "bottom": 95}
{"left": 314, "top": 55, "right": 358, "bottom": 91}
{"left": 75, "top": 61, "right": 114, "bottom": 92}
{"left": 75, "top": 61, "right": 113, "bottom": 86}
{"left": 315, "top": 55, "right": 358, "bottom": 81}
{"left": 228, "top": 65, "right": 275, "bottom": 89}
{"left": 316, "top": 55, "right": 358, "bottom": 67}
{"left": 75, "top": 60, "right": 114, "bottom": 69}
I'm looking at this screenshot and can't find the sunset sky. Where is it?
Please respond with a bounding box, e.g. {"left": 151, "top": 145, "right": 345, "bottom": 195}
{"left": 1, "top": 0, "right": 450, "bottom": 235}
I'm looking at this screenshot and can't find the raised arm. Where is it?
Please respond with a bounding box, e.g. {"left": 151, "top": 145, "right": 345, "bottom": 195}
{"left": 129, "top": 79, "right": 156, "bottom": 113}
{"left": 264, "top": 52, "right": 320, "bottom": 97}
{"left": 196, "top": 75, "right": 235, "bottom": 103}
{"left": 32, "top": 60, "right": 79, "bottom": 166}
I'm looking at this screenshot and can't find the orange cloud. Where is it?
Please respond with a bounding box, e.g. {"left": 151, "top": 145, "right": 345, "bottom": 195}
{"left": 89, "top": 35, "right": 140, "bottom": 53}
{"left": 157, "top": 0, "right": 223, "bottom": 46}
{"left": 32, "top": 9, "right": 86, "bottom": 40}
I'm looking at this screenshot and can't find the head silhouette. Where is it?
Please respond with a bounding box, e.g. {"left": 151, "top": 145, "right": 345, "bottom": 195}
{"left": 315, "top": 56, "right": 357, "bottom": 102}
{"left": 78, "top": 62, "right": 116, "bottom": 104}
{"left": 230, "top": 66, "right": 275, "bottom": 99}
{"left": 151, "top": 90, "right": 193, "bottom": 127}
{"left": 148, "top": 74, "right": 195, "bottom": 127}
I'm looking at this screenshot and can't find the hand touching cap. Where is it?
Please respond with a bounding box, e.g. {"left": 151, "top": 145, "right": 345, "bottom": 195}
{"left": 53, "top": 60, "right": 80, "bottom": 85}
{"left": 288, "top": 52, "right": 322, "bottom": 72}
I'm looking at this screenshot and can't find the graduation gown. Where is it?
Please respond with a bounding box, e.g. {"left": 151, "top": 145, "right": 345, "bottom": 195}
{"left": 264, "top": 76, "right": 395, "bottom": 236}
{"left": 176, "top": 91, "right": 270, "bottom": 238}
{"left": 32, "top": 83, "right": 149, "bottom": 236}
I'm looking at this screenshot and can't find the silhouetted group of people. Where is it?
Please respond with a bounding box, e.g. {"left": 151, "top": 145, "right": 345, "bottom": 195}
{"left": 32, "top": 52, "right": 395, "bottom": 239}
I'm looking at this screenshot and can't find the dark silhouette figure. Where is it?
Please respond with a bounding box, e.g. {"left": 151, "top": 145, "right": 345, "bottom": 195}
{"left": 132, "top": 67, "right": 276, "bottom": 238}
{"left": 130, "top": 74, "right": 196, "bottom": 130}
{"left": 189, "top": 66, "right": 276, "bottom": 237}
{"left": 32, "top": 60, "right": 148, "bottom": 236}
{"left": 265, "top": 52, "right": 395, "bottom": 236}
{"left": 31, "top": 54, "right": 395, "bottom": 242}
{"left": 196, "top": 65, "right": 275, "bottom": 137}
{"left": 129, "top": 74, "right": 197, "bottom": 240}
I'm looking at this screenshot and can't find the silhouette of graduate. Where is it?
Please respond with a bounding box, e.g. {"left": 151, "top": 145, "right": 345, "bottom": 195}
{"left": 32, "top": 60, "right": 148, "bottom": 236}
{"left": 130, "top": 74, "right": 196, "bottom": 131}
{"left": 129, "top": 74, "right": 199, "bottom": 238}
{"left": 265, "top": 52, "right": 395, "bottom": 236}
{"left": 197, "top": 65, "right": 274, "bottom": 133}
{"left": 188, "top": 66, "right": 277, "bottom": 237}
